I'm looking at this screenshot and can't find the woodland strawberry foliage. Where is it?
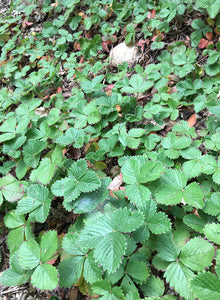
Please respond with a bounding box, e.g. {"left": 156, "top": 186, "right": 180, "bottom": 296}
{"left": 0, "top": 0, "right": 220, "bottom": 299}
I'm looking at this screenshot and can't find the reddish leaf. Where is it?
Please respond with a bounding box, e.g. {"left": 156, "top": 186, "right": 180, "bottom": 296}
{"left": 198, "top": 38, "right": 208, "bottom": 49}
{"left": 105, "top": 84, "right": 114, "bottom": 95}
{"left": 206, "top": 32, "right": 213, "bottom": 40}
{"left": 138, "top": 39, "right": 150, "bottom": 52}
{"left": 57, "top": 87, "right": 62, "bottom": 93}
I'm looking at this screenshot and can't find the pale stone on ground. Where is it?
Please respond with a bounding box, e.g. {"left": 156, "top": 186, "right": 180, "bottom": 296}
{"left": 109, "top": 42, "right": 138, "bottom": 67}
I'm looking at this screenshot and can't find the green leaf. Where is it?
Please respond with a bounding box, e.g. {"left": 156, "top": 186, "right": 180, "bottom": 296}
{"left": 58, "top": 256, "right": 85, "bottom": 287}
{"left": 126, "top": 260, "right": 149, "bottom": 282}
{"left": 30, "top": 158, "right": 56, "bottom": 185}
{"left": 204, "top": 193, "right": 220, "bottom": 216}
{"left": 179, "top": 237, "right": 215, "bottom": 271}
{"left": 0, "top": 252, "right": 32, "bottom": 286}
{"left": 31, "top": 263, "right": 58, "bottom": 290}
{"left": 141, "top": 275, "right": 164, "bottom": 297}
{"left": 204, "top": 223, "right": 220, "bottom": 245}
{"left": 40, "top": 231, "right": 57, "bottom": 263}
{"left": 18, "top": 240, "right": 40, "bottom": 270}
{"left": 183, "top": 182, "right": 204, "bottom": 209}
{"left": 4, "top": 211, "right": 25, "bottom": 229}
{"left": 156, "top": 169, "right": 186, "bottom": 205}
{"left": 93, "top": 232, "right": 126, "bottom": 272}
{"left": 172, "top": 52, "right": 187, "bottom": 65}
{"left": 183, "top": 214, "right": 205, "bottom": 233}
{"left": 190, "top": 272, "right": 220, "bottom": 300}
{"left": 165, "top": 262, "right": 194, "bottom": 299}
{"left": 83, "top": 251, "right": 102, "bottom": 284}
{"left": 111, "top": 208, "right": 144, "bottom": 233}
{"left": 125, "top": 184, "right": 151, "bottom": 207}
{"left": 70, "top": 177, "right": 111, "bottom": 213}
{"left": 157, "top": 232, "right": 180, "bottom": 262}
{"left": 0, "top": 174, "right": 24, "bottom": 204}
{"left": 141, "top": 200, "right": 171, "bottom": 234}
{"left": 16, "top": 184, "right": 51, "bottom": 223}
{"left": 79, "top": 208, "right": 143, "bottom": 272}
{"left": 23, "top": 140, "right": 47, "bottom": 168}
{"left": 56, "top": 128, "right": 86, "bottom": 147}
{"left": 93, "top": 280, "right": 125, "bottom": 299}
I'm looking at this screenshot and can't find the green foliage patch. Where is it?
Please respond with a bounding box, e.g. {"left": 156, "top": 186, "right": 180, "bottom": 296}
{"left": 0, "top": 0, "right": 220, "bottom": 299}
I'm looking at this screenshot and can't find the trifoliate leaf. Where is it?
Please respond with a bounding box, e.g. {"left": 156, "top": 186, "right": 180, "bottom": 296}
{"left": 23, "top": 139, "right": 47, "bottom": 168}
{"left": 126, "top": 260, "right": 149, "bottom": 283}
{"left": 190, "top": 272, "right": 220, "bottom": 300}
{"left": 179, "top": 237, "right": 215, "bottom": 271}
{"left": 56, "top": 128, "right": 86, "bottom": 147}
{"left": 204, "top": 223, "right": 220, "bottom": 245}
{"left": 16, "top": 184, "right": 51, "bottom": 223}
{"left": 157, "top": 232, "right": 180, "bottom": 262}
{"left": 141, "top": 275, "right": 165, "bottom": 297}
{"left": 40, "top": 231, "right": 57, "bottom": 263}
{"left": 79, "top": 208, "right": 143, "bottom": 272}
{"left": 0, "top": 174, "right": 24, "bottom": 204}
{"left": 165, "top": 262, "right": 194, "bottom": 299}
{"left": 18, "top": 240, "right": 40, "bottom": 270}
{"left": 31, "top": 263, "right": 58, "bottom": 290}
{"left": 30, "top": 158, "right": 56, "bottom": 185}
{"left": 58, "top": 256, "right": 85, "bottom": 287}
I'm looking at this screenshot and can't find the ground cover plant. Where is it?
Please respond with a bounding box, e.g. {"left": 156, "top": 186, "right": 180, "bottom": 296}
{"left": 0, "top": 0, "right": 220, "bottom": 299}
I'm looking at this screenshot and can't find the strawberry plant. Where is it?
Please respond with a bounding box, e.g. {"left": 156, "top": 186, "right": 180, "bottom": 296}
{"left": 0, "top": 0, "right": 220, "bottom": 299}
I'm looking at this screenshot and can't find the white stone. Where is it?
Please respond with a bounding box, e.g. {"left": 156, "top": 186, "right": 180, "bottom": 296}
{"left": 109, "top": 42, "right": 138, "bottom": 67}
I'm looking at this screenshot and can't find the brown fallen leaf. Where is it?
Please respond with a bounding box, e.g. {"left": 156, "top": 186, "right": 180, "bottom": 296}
{"left": 187, "top": 113, "right": 196, "bottom": 127}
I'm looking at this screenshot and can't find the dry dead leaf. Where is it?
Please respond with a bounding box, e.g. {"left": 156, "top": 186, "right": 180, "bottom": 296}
{"left": 187, "top": 113, "right": 196, "bottom": 127}
{"left": 108, "top": 173, "right": 123, "bottom": 190}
